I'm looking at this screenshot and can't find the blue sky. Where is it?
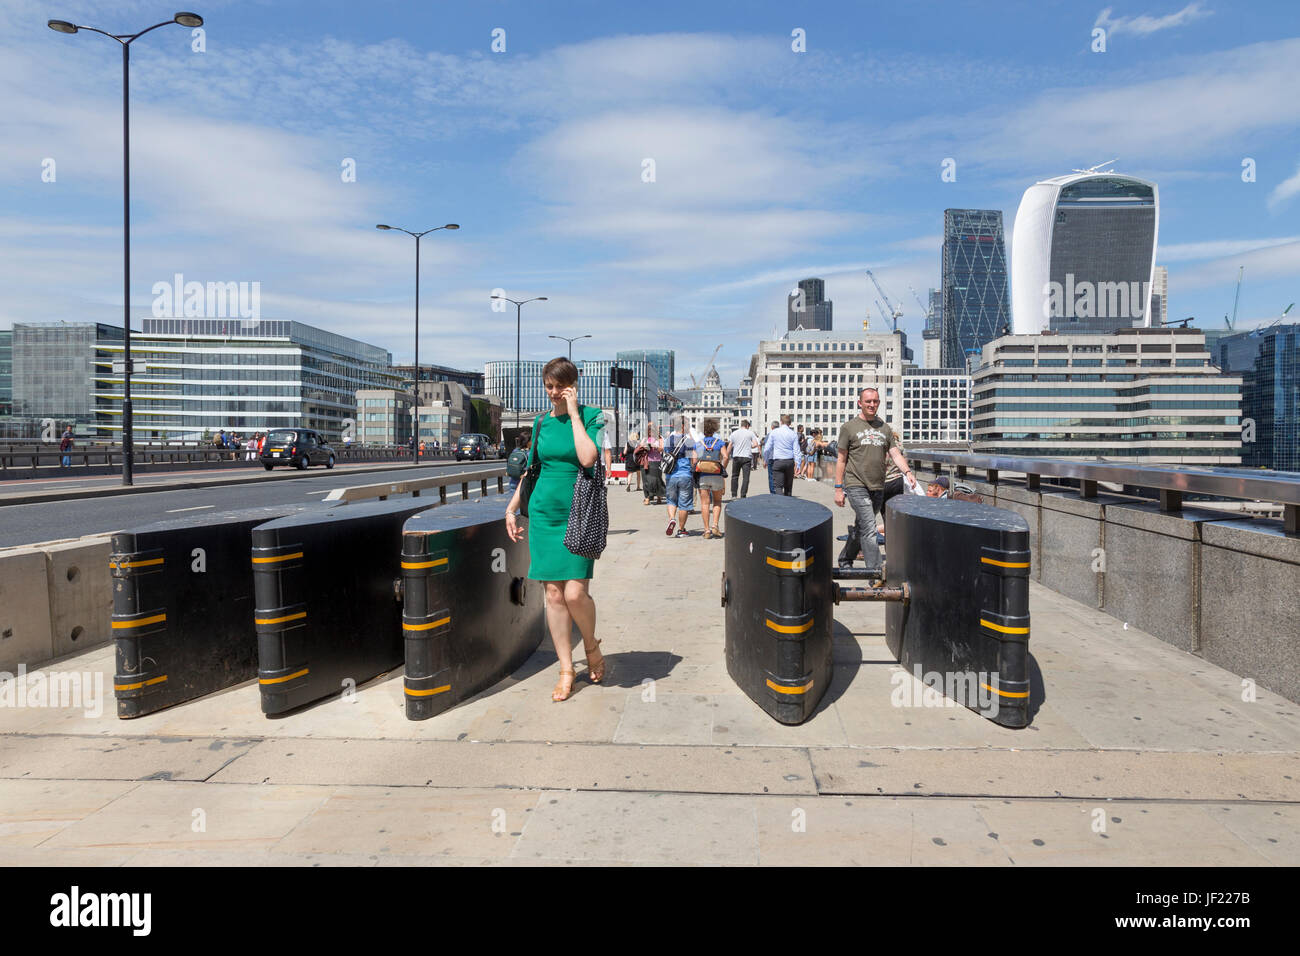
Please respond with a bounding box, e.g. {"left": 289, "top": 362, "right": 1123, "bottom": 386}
{"left": 3, "top": 0, "right": 1299, "bottom": 386}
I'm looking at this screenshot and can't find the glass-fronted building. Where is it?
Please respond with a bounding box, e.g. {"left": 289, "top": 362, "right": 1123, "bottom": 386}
{"left": 355, "top": 389, "right": 414, "bottom": 446}
{"left": 941, "top": 209, "right": 1010, "bottom": 370}
{"left": 616, "top": 349, "right": 675, "bottom": 393}
{"left": 93, "top": 318, "right": 401, "bottom": 442}
{"left": 902, "top": 368, "right": 971, "bottom": 444}
{"left": 1215, "top": 325, "right": 1300, "bottom": 471}
{"left": 485, "top": 359, "right": 658, "bottom": 425}
{"left": 391, "top": 363, "right": 483, "bottom": 394}
{"left": 1011, "top": 172, "right": 1159, "bottom": 334}
{"left": 787, "top": 277, "right": 833, "bottom": 332}
{"left": 10, "top": 322, "right": 124, "bottom": 436}
{"left": 0, "top": 330, "right": 12, "bottom": 417}
{"left": 972, "top": 328, "right": 1242, "bottom": 463}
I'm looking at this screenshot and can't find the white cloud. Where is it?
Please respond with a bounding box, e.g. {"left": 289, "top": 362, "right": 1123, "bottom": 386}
{"left": 1267, "top": 162, "right": 1300, "bottom": 209}
{"left": 1095, "top": 3, "right": 1214, "bottom": 37}
{"left": 1158, "top": 236, "right": 1300, "bottom": 261}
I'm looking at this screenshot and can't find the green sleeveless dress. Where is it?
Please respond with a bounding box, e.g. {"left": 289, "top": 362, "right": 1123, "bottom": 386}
{"left": 527, "top": 404, "right": 605, "bottom": 582}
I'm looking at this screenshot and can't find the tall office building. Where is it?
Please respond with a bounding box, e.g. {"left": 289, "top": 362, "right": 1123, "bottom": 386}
{"left": 787, "top": 277, "right": 834, "bottom": 332}
{"left": 0, "top": 329, "right": 12, "bottom": 417}
{"left": 940, "top": 210, "right": 1010, "bottom": 370}
{"left": 971, "top": 327, "right": 1241, "bottom": 464}
{"left": 1011, "top": 172, "right": 1159, "bottom": 334}
{"left": 902, "top": 368, "right": 971, "bottom": 445}
{"left": 922, "top": 288, "right": 943, "bottom": 368}
{"left": 93, "top": 318, "right": 401, "bottom": 441}
{"left": 750, "top": 329, "right": 908, "bottom": 439}
{"left": 617, "top": 349, "right": 675, "bottom": 393}
{"left": 1215, "top": 325, "right": 1300, "bottom": 471}
{"left": 1150, "top": 266, "right": 1168, "bottom": 327}
{"left": 10, "top": 322, "right": 124, "bottom": 434}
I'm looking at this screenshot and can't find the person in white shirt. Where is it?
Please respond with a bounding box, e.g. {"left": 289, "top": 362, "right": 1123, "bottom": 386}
{"left": 726, "top": 419, "right": 758, "bottom": 498}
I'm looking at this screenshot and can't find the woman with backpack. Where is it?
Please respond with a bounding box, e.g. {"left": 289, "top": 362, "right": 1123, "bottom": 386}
{"left": 694, "top": 418, "right": 729, "bottom": 539}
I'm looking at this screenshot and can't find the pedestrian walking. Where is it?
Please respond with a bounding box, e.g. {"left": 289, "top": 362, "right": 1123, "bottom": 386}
{"left": 726, "top": 419, "right": 757, "bottom": 498}
{"left": 504, "top": 357, "right": 606, "bottom": 703}
{"left": 662, "top": 415, "right": 697, "bottom": 537}
{"left": 624, "top": 431, "right": 642, "bottom": 493}
{"left": 637, "top": 425, "right": 665, "bottom": 505}
{"left": 59, "top": 425, "right": 73, "bottom": 468}
{"left": 762, "top": 415, "right": 803, "bottom": 496}
{"left": 833, "top": 387, "right": 914, "bottom": 578}
{"left": 694, "top": 418, "right": 729, "bottom": 538}
{"left": 505, "top": 428, "right": 532, "bottom": 498}
{"left": 764, "top": 420, "right": 779, "bottom": 493}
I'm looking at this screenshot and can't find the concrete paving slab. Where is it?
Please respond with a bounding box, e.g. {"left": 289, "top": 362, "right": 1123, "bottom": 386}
{"left": 273, "top": 786, "right": 541, "bottom": 858}
{"left": 0, "top": 733, "right": 258, "bottom": 781}
{"left": 1202, "top": 803, "right": 1300, "bottom": 866}
{"left": 972, "top": 800, "right": 1276, "bottom": 866}
{"left": 43, "top": 780, "right": 330, "bottom": 851}
{"left": 208, "top": 737, "right": 820, "bottom": 794}
{"left": 808, "top": 748, "right": 1300, "bottom": 801}
{"left": 613, "top": 691, "right": 715, "bottom": 745}
{"left": 0, "top": 778, "right": 139, "bottom": 847}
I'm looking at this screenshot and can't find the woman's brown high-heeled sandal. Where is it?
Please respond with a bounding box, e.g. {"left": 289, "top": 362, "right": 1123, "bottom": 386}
{"left": 584, "top": 639, "right": 605, "bottom": 684}
{"left": 552, "top": 668, "right": 576, "bottom": 702}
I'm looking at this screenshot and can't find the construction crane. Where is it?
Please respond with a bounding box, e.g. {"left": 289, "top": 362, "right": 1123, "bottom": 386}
{"left": 1225, "top": 266, "right": 1244, "bottom": 330}
{"left": 866, "top": 270, "right": 903, "bottom": 331}
{"left": 1251, "top": 302, "right": 1295, "bottom": 337}
{"left": 909, "top": 285, "right": 934, "bottom": 323}
{"left": 688, "top": 343, "right": 722, "bottom": 388}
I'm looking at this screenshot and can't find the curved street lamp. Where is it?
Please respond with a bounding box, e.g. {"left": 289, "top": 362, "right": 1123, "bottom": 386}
{"left": 491, "top": 295, "right": 548, "bottom": 430}
{"left": 49, "top": 11, "right": 204, "bottom": 485}
{"left": 548, "top": 333, "right": 591, "bottom": 360}
{"left": 376, "top": 224, "right": 459, "bottom": 462}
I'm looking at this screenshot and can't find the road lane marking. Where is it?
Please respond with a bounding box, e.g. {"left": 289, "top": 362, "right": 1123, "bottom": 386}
{"left": 165, "top": 505, "right": 215, "bottom": 513}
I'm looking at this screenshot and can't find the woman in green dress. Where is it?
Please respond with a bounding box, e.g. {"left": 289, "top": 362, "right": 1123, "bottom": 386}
{"left": 505, "top": 357, "right": 607, "bottom": 702}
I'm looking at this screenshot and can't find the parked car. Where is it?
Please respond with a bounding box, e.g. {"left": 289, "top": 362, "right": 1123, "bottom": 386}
{"left": 260, "top": 428, "right": 335, "bottom": 470}
{"left": 454, "top": 433, "right": 491, "bottom": 461}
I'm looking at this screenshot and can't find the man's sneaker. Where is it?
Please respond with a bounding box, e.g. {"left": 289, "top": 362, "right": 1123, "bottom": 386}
{"left": 665, "top": 520, "right": 675, "bottom": 536}
{"left": 675, "top": 529, "right": 688, "bottom": 538}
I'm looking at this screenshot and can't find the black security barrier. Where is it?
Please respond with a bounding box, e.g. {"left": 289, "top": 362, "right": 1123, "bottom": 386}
{"left": 883, "top": 494, "right": 1032, "bottom": 728}
{"left": 720, "top": 495, "right": 834, "bottom": 725}
{"left": 251, "top": 497, "right": 437, "bottom": 715}
{"left": 110, "top": 505, "right": 311, "bottom": 718}
{"left": 400, "top": 501, "right": 544, "bottom": 719}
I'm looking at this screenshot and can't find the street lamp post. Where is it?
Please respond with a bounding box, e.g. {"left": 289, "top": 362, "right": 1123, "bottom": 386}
{"left": 548, "top": 333, "right": 591, "bottom": 360}
{"left": 49, "top": 11, "right": 204, "bottom": 486}
{"left": 376, "top": 223, "right": 459, "bottom": 463}
{"left": 492, "top": 295, "right": 548, "bottom": 430}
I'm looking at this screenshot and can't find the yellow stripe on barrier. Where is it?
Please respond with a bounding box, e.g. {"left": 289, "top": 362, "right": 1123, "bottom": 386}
{"left": 252, "top": 551, "right": 303, "bottom": 564}
{"left": 765, "top": 618, "right": 814, "bottom": 634}
{"left": 255, "top": 611, "right": 306, "bottom": 626}
{"left": 765, "top": 555, "right": 813, "bottom": 570}
{"left": 981, "top": 682, "right": 1030, "bottom": 699}
{"left": 404, "top": 616, "right": 451, "bottom": 631}
{"left": 109, "top": 557, "right": 164, "bottom": 570}
{"left": 980, "top": 618, "right": 1030, "bottom": 635}
{"left": 259, "top": 668, "right": 309, "bottom": 685}
{"left": 111, "top": 613, "right": 167, "bottom": 630}
{"left": 765, "top": 678, "right": 814, "bottom": 695}
{"left": 404, "top": 684, "right": 451, "bottom": 697}
{"left": 980, "top": 557, "right": 1029, "bottom": 569}
{"left": 401, "top": 557, "right": 449, "bottom": 570}
{"left": 114, "top": 675, "right": 168, "bottom": 691}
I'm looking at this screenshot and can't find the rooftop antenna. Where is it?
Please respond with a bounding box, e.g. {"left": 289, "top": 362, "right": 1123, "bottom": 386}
{"left": 1226, "top": 266, "right": 1244, "bottom": 330}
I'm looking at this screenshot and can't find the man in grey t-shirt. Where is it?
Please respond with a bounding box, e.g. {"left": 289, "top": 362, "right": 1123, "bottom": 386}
{"left": 726, "top": 419, "right": 758, "bottom": 498}
{"left": 834, "top": 387, "right": 913, "bottom": 577}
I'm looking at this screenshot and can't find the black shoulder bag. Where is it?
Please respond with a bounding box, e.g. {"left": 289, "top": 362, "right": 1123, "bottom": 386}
{"left": 517, "top": 413, "right": 545, "bottom": 517}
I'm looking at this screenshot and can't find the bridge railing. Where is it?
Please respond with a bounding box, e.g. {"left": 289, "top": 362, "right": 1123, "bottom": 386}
{"left": 323, "top": 465, "right": 509, "bottom": 504}
{"left": 907, "top": 450, "right": 1300, "bottom": 534}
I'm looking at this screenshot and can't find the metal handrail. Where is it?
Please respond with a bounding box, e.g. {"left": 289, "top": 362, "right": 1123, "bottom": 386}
{"left": 908, "top": 449, "right": 1300, "bottom": 533}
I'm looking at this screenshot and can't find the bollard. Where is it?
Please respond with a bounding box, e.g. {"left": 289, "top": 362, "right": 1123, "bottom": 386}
{"left": 884, "top": 495, "right": 1032, "bottom": 728}
{"left": 721, "top": 495, "right": 833, "bottom": 724}
{"left": 110, "top": 505, "right": 309, "bottom": 717}
{"left": 251, "top": 497, "right": 437, "bottom": 715}
{"left": 400, "top": 501, "right": 544, "bottom": 719}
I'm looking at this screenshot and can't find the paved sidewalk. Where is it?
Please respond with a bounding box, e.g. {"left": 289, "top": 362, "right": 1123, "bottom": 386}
{"left": 2, "top": 477, "right": 1297, "bottom": 865}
